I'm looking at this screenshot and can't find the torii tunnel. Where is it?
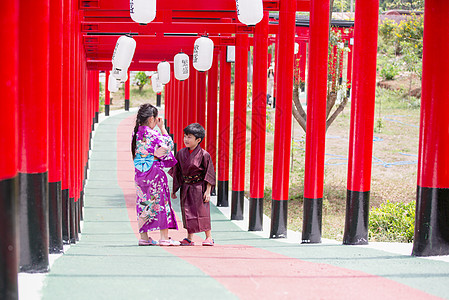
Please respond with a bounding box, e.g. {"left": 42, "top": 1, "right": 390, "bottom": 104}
{"left": 1, "top": 0, "right": 449, "bottom": 298}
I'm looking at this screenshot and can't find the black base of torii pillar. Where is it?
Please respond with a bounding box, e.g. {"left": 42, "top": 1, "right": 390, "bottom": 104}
{"left": 156, "top": 93, "right": 161, "bottom": 107}
{"left": 49, "top": 181, "right": 63, "bottom": 254}
{"left": 217, "top": 181, "right": 229, "bottom": 207}
{"left": 413, "top": 187, "right": 449, "bottom": 256}
{"left": 19, "top": 173, "right": 50, "bottom": 273}
{"left": 62, "top": 189, "right": 71, "bottom": 244}
{"left": 0, "top": 177, "right": 19, "bottom": 298}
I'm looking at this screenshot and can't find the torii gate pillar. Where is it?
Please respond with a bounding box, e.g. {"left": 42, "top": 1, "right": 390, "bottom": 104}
{"left": 302, "top": 0, "right": 329, "bottom": 243}
{"left": 270, "top": 0, "right": 296, "bottom": 238}
{"left": 18, "top": 0, "right": 50, "bottom": 272}
{"left": 249, "top": 11, "right": 269, "bottom": 231}
{"left": 105, "top": 70, "right": 111, "bottom": 116}
{"left": 413, "top": 0, "right": 449, "bottom": 257}
{"left": 217, "top": 47, "right": 232, "bottom": 207}
{"left": 343, "top": 0, "right": 379, "bottom": 245}
{"left": 125, "top": 70, "right": 130, "bottom": 111}
{"left": 49, "top": 0, "right": 64, "bottom": 254}
{"left": 231, "top": 33, "right": 249, "bottom": 220}
{"left": 206, "top": 51, "right": 219, "bottom": 173}
{"left": 0, "top": 1, "right": 19, "bottom": 297}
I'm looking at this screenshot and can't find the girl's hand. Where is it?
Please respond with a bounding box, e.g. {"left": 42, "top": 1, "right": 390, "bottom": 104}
{"left": 203, "top": 192, "right": 210, "bottom": 203}
{"left": 171, "top": 192, "right": 177, "bottom": 199}
{"left": 154, "top": 146, "right": 168, "bottom": 158}
{"left": 157, "top": 117, "right": 168, "bottom": 135}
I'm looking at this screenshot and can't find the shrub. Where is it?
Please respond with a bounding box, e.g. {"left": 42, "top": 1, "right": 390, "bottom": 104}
{"left": 379, "top": 19, "right": 397, "bottom": 42}
{"left": 396, "top": 15, "right": 424, "bottom": 58}
{"left": 380, "top": 63, "right": 399, "bottom": 80}
{"left": 374, "top": 118, "right": 384, "bottom": 133}
{"left": 378, "top": 14, "right": 423, "bottom": 57}
{"left": 369, "top": 200, "right": 415, "bottom": 243}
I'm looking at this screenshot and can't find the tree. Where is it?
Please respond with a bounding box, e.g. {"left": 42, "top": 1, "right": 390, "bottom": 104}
{"left": 378, "top": 13, "right": 423, "bottom": 97}
{"left": 292, "top": 0, "right": 351, "bottom": 133}
{"left": 379, "top": 0, "right": 424, "bottom": 11}
{"left": 332, "top": 0, "right": 349, "bottom": 12}
{"left": 134, "top": 71, "right": 149, "bottom": 92}
{"left": 397, "top": 14, "right": 424, "bottom": 99}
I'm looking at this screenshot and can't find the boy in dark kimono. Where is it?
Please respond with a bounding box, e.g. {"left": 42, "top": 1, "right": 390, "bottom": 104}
{"left": 169, "top": 123, "right": 216, "bottom": 246}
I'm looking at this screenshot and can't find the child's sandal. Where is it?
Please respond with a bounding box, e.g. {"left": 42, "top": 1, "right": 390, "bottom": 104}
{"left": 138, "top": 238, "right": 158, "bottom": 246}
{"left": 202, "top": 237, "right": 214, "bottom": 246}
{"left": 180, "top": 238, "right": 195, "bottom": 246}
{"left": 159, "top": 238, "right": 181, "bottom": 246}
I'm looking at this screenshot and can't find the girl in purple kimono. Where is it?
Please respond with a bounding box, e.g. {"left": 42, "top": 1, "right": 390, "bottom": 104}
{"left": 131, "top": 104, "right": 179, "bottom": 246}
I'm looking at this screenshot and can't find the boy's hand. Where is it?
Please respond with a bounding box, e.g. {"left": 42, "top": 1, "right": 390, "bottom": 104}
{"left": 171, "top": 192, "right": 177, "bottom": 199}
{"left": 203, "top": 192, "right": 210, "bottom": 203}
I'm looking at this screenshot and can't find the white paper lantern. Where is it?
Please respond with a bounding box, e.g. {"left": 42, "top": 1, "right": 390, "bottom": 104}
{"left": 157, "top": 61, "right": 171, "bottom": 84}
{"left": 151, "top": 74, "right": 163, "bottom": 93}
{"left": 193, "top": 36, "right": 214, "bottom": 72}
{"left": 111, "top": 35, "right": 136, "bottom": 76}
{"left": 235, "top": 0, "right": 263, "bottom": 26}
{"left": 294, "top": 42, "right": 299, "bottom": 55}
{"left": 174, "top": 52, "right": 190, "bottom": 81}
{"left": 112, "top": 67, "right": 128, "bottom": 82}
{"left": 108, "top": 73, "right": 120, "bottom": 92}
{"left": 130, "top": 0, "right": 156, "bottom": 24}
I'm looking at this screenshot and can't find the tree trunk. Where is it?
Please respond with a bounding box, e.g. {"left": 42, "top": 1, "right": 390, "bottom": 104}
{"left": 292, "top": 82, "right": 307, "bottom": 131}
{"left": 330, "top": 0, "right": 334, "bottom": 23}
{"left": 326, "top": 91, "right": 337, "bottom": 118}
{"left": 326, "top": 95, "right": 348, "bottom": 132}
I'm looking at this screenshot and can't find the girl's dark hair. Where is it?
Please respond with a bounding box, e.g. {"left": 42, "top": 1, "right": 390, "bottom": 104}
{"left": 184, "top": 123, "right": 205, "bottom": 143}
{"left": 131, "top": 103, "right": 158, "bottom": 158}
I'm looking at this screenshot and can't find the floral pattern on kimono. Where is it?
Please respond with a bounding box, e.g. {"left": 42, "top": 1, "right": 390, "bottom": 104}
{"left": 134, "top": 126, "right": 178, "bottom": 233}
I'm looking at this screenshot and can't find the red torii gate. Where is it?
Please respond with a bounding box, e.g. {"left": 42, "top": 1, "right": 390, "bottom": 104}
{"left": 2, "top": 1, "right": 449, "bottom": 299}
{"left": 80, "top": 1, "right": 300, "bottom": 229}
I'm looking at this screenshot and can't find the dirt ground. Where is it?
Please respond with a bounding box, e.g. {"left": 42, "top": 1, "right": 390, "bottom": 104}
{"left": 257, "top": 77, "right": 421, "bottom": 241}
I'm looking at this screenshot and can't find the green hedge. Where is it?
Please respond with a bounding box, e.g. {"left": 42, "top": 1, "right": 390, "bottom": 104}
{"left": 369, "top": 200, "right": 415, "bottom": 243}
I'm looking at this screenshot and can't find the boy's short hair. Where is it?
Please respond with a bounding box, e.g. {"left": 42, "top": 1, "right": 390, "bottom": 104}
{"left": 184, "top": 123, "right": 205, "bottom": 142}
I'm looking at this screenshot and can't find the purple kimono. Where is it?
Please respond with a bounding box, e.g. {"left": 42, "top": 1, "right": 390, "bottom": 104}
{"left": 134, "top": 126, "right": 178, "bottom": 233}
{"left": 168, "top": 146, "right": 216, "bottom": 234}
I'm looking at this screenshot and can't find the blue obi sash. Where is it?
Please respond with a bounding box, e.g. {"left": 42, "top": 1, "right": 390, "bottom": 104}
{"left": 134, "top": 153, "right": 154, "bottom": 172}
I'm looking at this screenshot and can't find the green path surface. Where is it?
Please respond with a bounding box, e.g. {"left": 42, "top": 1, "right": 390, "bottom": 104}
{"left": 42, "top": 111, "right": 449, "bottom": 299}
{"left": 42, "top": 112, "right": 236, "bottom": 299}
